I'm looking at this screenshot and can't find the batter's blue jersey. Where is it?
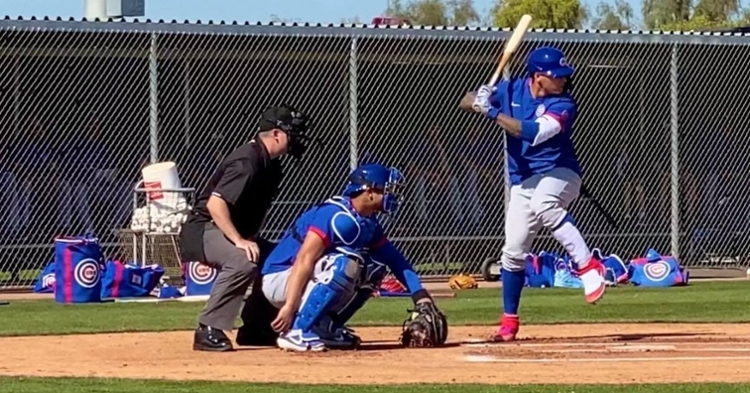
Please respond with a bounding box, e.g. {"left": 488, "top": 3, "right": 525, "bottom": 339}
{"left": 490, "top": 77, "right": 582, "bottom": 185}
{"left": 261, "top": 196, "right": 424, "bottom": 292}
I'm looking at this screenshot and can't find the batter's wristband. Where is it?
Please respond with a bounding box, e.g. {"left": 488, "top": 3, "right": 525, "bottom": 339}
{"left": 411, "top": 289, "right": 431, "bottom": 304}
{"left": 487, "top": 107, "right": 501, "bottom": 120}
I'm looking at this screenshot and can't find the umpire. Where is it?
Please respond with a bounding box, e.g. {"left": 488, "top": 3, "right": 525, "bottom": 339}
{"left": 180, "top": 104, "right": 314, "bottom": 352}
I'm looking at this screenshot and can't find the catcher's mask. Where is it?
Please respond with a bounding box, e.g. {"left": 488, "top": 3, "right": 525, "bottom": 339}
{"left": 258, "top": 104, "right": 321, "bottom": 159}
{"left": 343, "top": 163, "right": 405, "bottom": 215}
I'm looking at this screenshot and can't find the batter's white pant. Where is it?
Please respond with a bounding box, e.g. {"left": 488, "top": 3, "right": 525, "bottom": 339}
{"left": 502, "top": 167, "right": 582, "bottom": 271}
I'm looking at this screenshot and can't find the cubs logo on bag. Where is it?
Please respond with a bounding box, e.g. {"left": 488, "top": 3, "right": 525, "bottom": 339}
{"left": 184, "top": 261, "right": 218, "bottom": 296}
{"left": 33, "top": 262, "right": 56, "bottom": 294}
{"left": 629, "top": 248, "right": 689, "bottom": 288}
{"left": 54, "top": 236, "right": 104, "bottom": 303}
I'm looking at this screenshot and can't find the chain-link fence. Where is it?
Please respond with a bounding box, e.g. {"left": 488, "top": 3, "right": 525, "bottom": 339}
{"left": 1, "top": 18, "right": 749, "bottom": 289}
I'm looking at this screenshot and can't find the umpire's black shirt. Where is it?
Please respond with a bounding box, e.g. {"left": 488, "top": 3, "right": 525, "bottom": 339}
{"left": 180, "top": 139, "right": 282, "bottom": 262}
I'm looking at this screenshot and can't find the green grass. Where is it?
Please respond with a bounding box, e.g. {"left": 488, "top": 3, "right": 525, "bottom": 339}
{"left": 1, "top": 281, "right": 750, "bottom": 337}
{"left": 1, "top": 377, "right": 749, "bottom": 393}
{"left": 0, "top": 269, "right": 41, "bottom": 281}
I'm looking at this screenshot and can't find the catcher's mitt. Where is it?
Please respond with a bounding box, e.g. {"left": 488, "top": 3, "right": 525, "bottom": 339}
{"left": 399, "top": 301, "right": 448, "bottom": 348}
{"left": 448, "top": 274, "right": 478, "bottom": 290}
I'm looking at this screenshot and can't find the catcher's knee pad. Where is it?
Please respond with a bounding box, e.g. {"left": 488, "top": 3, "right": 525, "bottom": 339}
{"left": 328, "top": 253, "right": 387, "bottom": 328}
{"left": 293, "top": 252, "right": 362, "bottom": 332}
{"left": 363, "top": 254, "right": 388, "bottom": 288}
{"left": 330, "top": 286, "right": 373, "bottom": 328}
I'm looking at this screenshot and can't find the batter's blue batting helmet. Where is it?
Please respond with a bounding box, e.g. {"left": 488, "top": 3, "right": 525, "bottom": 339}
{"left": 527, "top": 47, "right": 575, "bottom": 78}
{"left": 343, "top": 163, "right": 405, "bottom": 214}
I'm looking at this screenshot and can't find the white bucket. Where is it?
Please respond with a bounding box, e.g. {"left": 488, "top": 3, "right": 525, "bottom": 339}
{"left": 141, "top": 161, "right": 183, "bottom": 211}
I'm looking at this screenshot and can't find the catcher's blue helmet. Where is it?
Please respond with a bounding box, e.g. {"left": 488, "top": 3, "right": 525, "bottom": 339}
{"left": 343, "top": 163, "right": 405, "bottom": 214}
{"left": 527, "top": 47, "right": 575, "bottom": 79}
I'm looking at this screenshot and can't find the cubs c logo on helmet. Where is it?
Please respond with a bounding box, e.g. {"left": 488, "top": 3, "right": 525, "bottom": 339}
{"left": 74, "top": 259, "right": 100, "bottom": 288}
{"left": 189, "top": 262, "right": 217, "bottom": 285}
{"left": 644, "top": 261, "right": 670, "bottom": 282}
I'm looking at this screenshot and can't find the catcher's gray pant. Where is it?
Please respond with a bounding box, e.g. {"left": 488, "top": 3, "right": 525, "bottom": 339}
{"left": 263, "top": 258, "right": 324, "bottom": 309}
{"left": 262, "top": 253, "right": 360, "bottom": 324}
{"left": 197, "top": 222, "right": 257, "bottom": 331}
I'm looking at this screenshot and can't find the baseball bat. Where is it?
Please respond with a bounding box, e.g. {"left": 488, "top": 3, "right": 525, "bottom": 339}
{"left": 488, "top": 14, "right": 533, "bottom": 86}
{"left": 580, "top": 184, "right": 619, "bottom": 230}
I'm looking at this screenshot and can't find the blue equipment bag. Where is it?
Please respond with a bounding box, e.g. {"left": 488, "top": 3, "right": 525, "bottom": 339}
{"left": 101, "top": 260, "right": 165, "bottom": 299}
{"left": 53, "top": 235, "right": 104, "bottom": 303}
{"left": 525, "top": 252, "right": 557, "bottom": 288}
{"left": 183, "top": 261, "right": 218, "bottom": 296}
{"left": 33, "top": 262, "right": 56, "bottom": 294}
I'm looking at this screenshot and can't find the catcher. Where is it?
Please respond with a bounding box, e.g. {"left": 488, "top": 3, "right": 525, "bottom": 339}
{"left": 258, "top": 162, "right": 448, "bottom": 352}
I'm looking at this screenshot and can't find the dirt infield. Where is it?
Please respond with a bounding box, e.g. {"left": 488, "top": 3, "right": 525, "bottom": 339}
{"left": 1, "top": 323, "right": 750, "bottom": 385}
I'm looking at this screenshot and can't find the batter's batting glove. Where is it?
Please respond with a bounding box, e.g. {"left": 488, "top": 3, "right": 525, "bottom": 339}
{"left": 471, "top": 93, "right": 491, "bottom": 115}
{"left": 476, "top": 84, "right": 494, "bottom": 98}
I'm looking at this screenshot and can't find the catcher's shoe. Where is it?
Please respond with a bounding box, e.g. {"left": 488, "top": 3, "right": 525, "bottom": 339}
{"left": 277, "top": 329, "right": 327, "bottom": 352}
{"left": 312, "top": 315, "right": 362, "bottom": 350}
{"left": 193, "top": 324, "right": 234, "bottom": 352}
{"left": 492, "top": 314, "right": 519, "bottom": 342}
{"left": 577, "top": 256, "right": 606, "bottom": 304}
{"left": 313, "top": 326, "right": 361, "bottom": 350}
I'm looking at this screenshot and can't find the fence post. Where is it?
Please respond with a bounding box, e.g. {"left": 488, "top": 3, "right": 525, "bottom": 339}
{"left": 348, "top": 37, "right": 359, "bottom": 171}
{"left": 149, "top": 33, "right": 160, "bottom": 164}
{"left": 670, "top": 44, "right": 680, "bottom": 259}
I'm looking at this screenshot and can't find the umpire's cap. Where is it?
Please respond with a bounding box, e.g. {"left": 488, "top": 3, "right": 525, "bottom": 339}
{"left": 258, "top": 104, "right": 316, "bottom": 159}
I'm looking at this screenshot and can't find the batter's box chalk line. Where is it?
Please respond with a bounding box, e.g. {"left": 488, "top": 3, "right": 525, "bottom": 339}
{"left": 461, "top": 341, "right": 750, "bottom": 350}
{"left": 463, "top": 355, "right": 750, "bottom": 363}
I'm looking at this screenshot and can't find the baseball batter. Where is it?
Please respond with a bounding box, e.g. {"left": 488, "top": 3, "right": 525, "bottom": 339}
{"left": 460, "top": 46, "right": 606, "bottom": 342}
{"left": 260, "top": 163, "right": 443, "bottom": 352}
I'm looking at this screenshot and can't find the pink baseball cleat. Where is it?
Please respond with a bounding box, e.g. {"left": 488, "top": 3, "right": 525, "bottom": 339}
{"left": 577, "top": 256, "right": 606, "bottom": 304}
{"left": 492, "top": 314, "right": 519, "bottom": 342}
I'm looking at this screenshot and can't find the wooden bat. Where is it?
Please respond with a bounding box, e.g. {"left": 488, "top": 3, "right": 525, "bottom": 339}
{"left": 488, "top": 14, "right": 533, "bottom": 86}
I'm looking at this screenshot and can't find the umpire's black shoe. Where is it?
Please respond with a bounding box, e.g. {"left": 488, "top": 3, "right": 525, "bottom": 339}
{"left": 193, "top": 324, "right": 234, "bottom": 352}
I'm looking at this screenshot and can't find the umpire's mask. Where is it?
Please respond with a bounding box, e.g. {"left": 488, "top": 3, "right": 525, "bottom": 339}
{"left": 258, "top": 104, "right": 319, "bottom": 160}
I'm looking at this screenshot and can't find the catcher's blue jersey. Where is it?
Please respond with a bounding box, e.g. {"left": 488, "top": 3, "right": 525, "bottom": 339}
{"left": 262, "top": 196, "right": 383, "bottom": 275}
{"left": 261, "top": 196, "right": 423, "bottom": 292}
